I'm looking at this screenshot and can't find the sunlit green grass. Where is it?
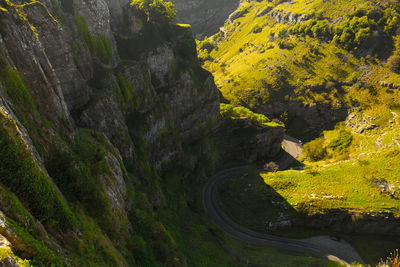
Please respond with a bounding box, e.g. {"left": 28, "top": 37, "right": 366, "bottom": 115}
{"left": 201, "top": 0, "right": 399, "bottom": 109}
{"left": 220, "top": 103, "right": 283, "bottom": 128}
{"left": 263, "top": 150, "right": 400, "bottom": 215}
{"left": 218, "top": 168, "right": 400, "bottom": 265}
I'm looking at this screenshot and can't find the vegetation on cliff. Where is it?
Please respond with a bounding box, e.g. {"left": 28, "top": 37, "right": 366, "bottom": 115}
{"left": 0, "top": 0, "right": 287, "bottom": 266}
{"left": 130, "top": 0, "right": 177, "bottom": 22}
{"left": 220, "top": 103, "right": 282, "bottom": 128}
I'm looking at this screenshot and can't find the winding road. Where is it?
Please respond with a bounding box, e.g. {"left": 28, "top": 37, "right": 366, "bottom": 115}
{"left": 203, "top": 136, "right": 365, "bottom": 266}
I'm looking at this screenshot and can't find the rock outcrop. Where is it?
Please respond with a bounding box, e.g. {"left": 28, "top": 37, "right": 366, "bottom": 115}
{"left": 169, "top": 0, "right": 240, "bottom": 38}
{"left": 293, "top": 209, "right": 400, "bottom": 235}
{"left": 218, "top": 118, "right": 284, "bottom": 163}
{"left": 257, "top": 101, "right": 348, "bottom": 141}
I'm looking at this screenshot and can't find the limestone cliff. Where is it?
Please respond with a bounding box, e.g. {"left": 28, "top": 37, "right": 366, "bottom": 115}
{"left": 0, "top": 0, "right": 283, "bottom": 266}
{"left": 169, "top": 0, "right": 240, "bottom": 38}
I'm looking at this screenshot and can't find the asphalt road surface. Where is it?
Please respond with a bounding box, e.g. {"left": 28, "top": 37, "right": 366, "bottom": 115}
{"left": 203, "top": 136, "right": 365, "bottom": 266}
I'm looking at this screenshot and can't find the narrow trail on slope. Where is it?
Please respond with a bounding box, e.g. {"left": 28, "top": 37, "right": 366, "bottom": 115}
{"left": 203, "top": 136, "right": 365, "bottom": 266}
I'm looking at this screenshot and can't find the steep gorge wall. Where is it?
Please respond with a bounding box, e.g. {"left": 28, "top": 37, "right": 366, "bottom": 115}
{"left": 0, "top": 0, "right": 283, "bottom": 265}
{"left": 169, "top": 0, "right": 240, "bottom": 38}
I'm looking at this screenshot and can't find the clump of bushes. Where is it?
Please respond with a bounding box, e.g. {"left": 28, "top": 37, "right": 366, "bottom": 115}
{"left": 303, "top": 129, "right": 353, "bottom": 162}
{"left": 328, "top": 129, "right": 353, "bottom": 153}
{"left": 197, "top": 38, "right": 215, "bottom": 53}
{"left": 303, "top": 136, "right": 327, "bottom": 161}
{"left": 289, "top": 5, "right": 400, "bottom": 50}
{"left": 332, "top": 15, "right": 374, "bottom": 49}
{"left": 251, "top": 24, "right": 262, "bottom": 33}
{"left": 289, "top": 19, "right": 331, "bottom": 39}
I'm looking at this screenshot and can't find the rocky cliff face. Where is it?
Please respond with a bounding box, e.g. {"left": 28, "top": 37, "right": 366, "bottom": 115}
{"left": 0, "top": 0, "right": 283, "bottom": 265}
{"left": 257, "top": 100, "right": 348, "bottom": 141}
{"left": 169, "top": 0, "right": 240, "bottom": 38}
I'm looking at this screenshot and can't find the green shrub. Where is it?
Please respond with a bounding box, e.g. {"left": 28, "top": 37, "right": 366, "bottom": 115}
{"left": 388, "top": 55, "right": 400, "bottom": 74}
{"left": 339, "top": 28, "right": 353, "bottom": 47}
{"left": 303, "top": 137, "right": 327, "bottom": 161}
{"left": 0, "top": 247, "right": 10, "bottom": 261}
{"left": 198, "top": 39, "right": 214, "bottom": 53}
{"left": 355, "top": 27, "right": 371, "bottom": 46}
{"left": 385, "top": 15, "right": 400, "bottom": 34}
{"left": 311, "top": 20, "right": 330, "bottom": 38}
{"left": 328, "top": 130, "right": 353, "bottom": 153}
{"left": 251, "top": 24, "right": 262, "bottom": 34}
{"left": 129, "top": 208, "right": 179, "bottom": 265}
{"left": 331, "top": 9, "right": 390, "bottom": 50}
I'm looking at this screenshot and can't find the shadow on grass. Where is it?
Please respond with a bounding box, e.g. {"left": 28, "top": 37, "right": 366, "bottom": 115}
{"left": 217, "top": 169, "right": 400, "bottom": 265}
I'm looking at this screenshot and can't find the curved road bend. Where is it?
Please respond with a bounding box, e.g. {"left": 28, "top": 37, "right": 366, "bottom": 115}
{"left": 203, "top": 136, "right": 365, "bottom": 266}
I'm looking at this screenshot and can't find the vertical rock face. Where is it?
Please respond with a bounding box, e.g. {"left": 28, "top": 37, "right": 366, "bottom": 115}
{"left": 169, "top": 0, "right": 240, "bottom": 38}
{"left": 0, "top": 8, "right": 72, "bottom": 130}
{"left": 0, "top": 0, "right": 222, "bottom": 264}
{"left": 0, "top": 0, "right": 283, "bottom": 265}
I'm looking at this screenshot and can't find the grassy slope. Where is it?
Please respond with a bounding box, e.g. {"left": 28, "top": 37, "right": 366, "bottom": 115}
{"left": 200, "top": 0, "right": 400, "bottom": 108}
{"left": 202, "top": 0, "right": 400, "bottom": 221}
{"left": 218, "top": 170, "right": 400, "bottom": 264}
{"left": 202, "top": 0, "right": 400, "bottom": 264}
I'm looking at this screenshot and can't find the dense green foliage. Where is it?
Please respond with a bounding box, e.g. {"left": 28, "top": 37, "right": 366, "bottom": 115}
{"left": 0, "top": 119, "right": 77, "bottom": 230}
{"left": 328, "top": 129, "right": 353, "bottom": 153}
{"left": 303, "top": 136, "right": 327, "bottom": 161}
{"left": 46, "top": 129, "right": 117, "bottom": 235}
{"left": 288, "top": 4, "right": 400, "bottom": 49}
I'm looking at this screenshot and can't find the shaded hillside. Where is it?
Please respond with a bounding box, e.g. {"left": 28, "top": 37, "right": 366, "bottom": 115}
{"left": 200, "top": 0, "right": 400, "bottom": 139}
